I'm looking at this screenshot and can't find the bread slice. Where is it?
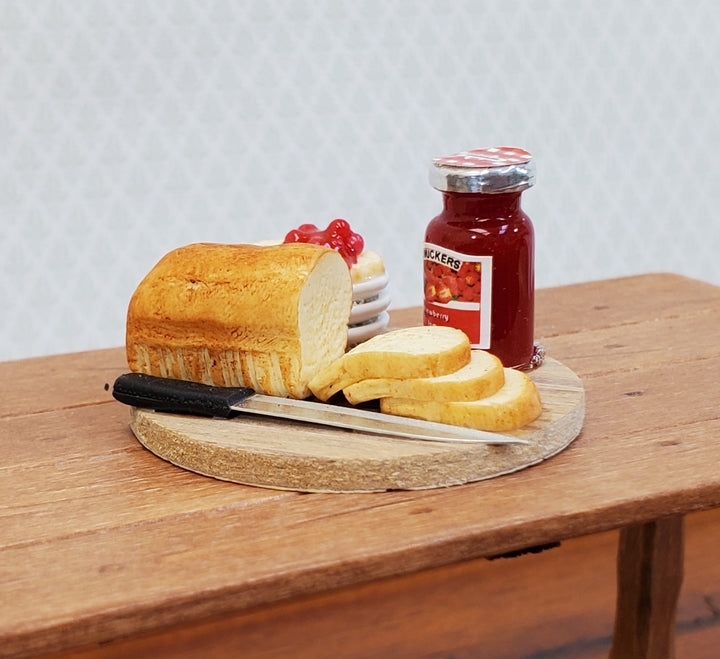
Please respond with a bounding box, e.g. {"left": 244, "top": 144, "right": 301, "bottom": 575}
{"left": 126, "top": 242, "right": 352, "bottom": 399}
{"left": 308, "top": 326, "right": 471, "bottom": 401}
{"left": 380, "top": 367, "right": 542, "bottom": 432}
{"left": 342, "top": 349, "right": 504, "bottom": 404}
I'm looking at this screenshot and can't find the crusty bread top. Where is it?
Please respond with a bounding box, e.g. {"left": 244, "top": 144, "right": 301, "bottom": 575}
{"left": 128, "top": 243, "right": 346, "bottom": 336}
{"left": 308, "top": 326, "right": 471, "bottom": 401}
{"left": 342, "top": 349, "right": 504, "bottom": 404}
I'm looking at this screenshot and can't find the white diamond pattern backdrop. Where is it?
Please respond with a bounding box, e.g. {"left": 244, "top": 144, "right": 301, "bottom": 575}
{"left": 2, "top": 0, "right": 719, "bottom": 361}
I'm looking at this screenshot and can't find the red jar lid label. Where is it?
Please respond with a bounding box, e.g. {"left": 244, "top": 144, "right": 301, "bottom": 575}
{"left": 434, "top": 147, "right": 532, "bottom": 169}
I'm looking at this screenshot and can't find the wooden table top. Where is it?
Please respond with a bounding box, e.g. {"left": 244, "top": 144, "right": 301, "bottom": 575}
{"left": 2, "top": 272, "right": 720, "bottom": 658}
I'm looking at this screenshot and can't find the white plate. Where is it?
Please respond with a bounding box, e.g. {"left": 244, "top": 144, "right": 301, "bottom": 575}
{"left": 347, "top": 311, "right": 390, "bottom": 346}
{"left": 352, "top": 272, "right": 389, "bottom": 301}
{"left": 349, "top": 289, "right": 391, "bottom": 325}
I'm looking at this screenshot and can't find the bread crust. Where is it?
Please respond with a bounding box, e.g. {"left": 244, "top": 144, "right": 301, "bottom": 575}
{"left": 126, "top": 242, "right": 352, "bottom": 398}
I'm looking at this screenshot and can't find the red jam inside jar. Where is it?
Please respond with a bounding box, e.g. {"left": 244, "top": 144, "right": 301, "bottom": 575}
{"left": 424, "top": 147, "right": 536, "bottom": 369}
{"left": 284, "top": 219, "right": 364, "bottom": 268}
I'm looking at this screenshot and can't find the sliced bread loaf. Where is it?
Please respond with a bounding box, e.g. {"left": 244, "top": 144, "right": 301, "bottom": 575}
{"left": 342, "top": 349, "right": 504, "bottom": 404}
{"left": 379, "top": 367, "right": 542, "bottom": 432}
{"left": 308, "top": 326, "right": 471, "bottom": 401}
{"left": 126, "top": 242, "right": 352, "bottom": 399}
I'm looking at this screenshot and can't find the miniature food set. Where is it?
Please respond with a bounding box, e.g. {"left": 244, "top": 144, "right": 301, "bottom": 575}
{"left": 117, "top": 156, "right": 585, "bottom": 492}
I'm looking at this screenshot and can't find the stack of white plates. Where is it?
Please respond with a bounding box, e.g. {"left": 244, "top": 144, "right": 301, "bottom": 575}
{"left": 347, "top": 272, "right": 391, "bottom": 346}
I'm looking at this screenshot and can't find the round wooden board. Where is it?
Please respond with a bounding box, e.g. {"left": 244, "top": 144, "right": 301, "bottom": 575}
{"left": 129, "top": 357, "right": 585, "bottom": 493}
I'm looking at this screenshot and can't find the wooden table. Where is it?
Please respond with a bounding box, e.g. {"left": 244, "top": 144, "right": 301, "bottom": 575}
{"left": 2, "top": 273, "right": 719, "bottom": 659}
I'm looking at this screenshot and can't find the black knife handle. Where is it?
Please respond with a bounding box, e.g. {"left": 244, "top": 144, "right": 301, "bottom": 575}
{"left": 112, "top": 372, "right": 255, "bottom": 418}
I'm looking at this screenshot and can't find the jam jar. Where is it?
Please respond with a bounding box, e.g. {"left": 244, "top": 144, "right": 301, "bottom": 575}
{"left": 423, "top": 147, "right": 537, "bottom": 369}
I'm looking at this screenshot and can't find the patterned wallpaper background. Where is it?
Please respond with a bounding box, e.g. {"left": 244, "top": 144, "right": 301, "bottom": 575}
{"left": 2, "top": 0, "right": 719, "bottom": 361}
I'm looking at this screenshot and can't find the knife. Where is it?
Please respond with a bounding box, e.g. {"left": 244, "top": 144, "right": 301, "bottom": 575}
{"left": 112, "top": 372, "right": 528, "bottom": 445}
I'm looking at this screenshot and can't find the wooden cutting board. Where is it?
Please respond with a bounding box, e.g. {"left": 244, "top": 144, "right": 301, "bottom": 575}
{"left": 128, "top": 357, "right": 584, "bottom": 492}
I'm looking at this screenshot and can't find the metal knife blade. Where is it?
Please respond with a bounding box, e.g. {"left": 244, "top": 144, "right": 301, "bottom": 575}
{"left": 112, "top": 372, "right": 528, "bottom": 446}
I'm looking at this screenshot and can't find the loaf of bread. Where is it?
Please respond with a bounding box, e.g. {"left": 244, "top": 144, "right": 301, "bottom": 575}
{"left": 342, "top": 349, "right": 505, "bottom": 404}
{"left": 126, "top": 242, "right": 352, "bottom": 399}
{"left": 308, "top": 326, "right": 471, "bottom": 401}
{"left": 380, "top": 367, "right": 542, "bottom": 432}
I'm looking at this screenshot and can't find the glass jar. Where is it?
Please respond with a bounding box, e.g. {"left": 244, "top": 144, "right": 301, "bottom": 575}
{"left": 423, "top": 147, "right": 537, "bottom": 369}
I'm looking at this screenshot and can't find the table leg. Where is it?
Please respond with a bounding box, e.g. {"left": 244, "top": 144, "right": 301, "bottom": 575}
{"left": 609, "top": 515, "right": 685, "bottom": 659}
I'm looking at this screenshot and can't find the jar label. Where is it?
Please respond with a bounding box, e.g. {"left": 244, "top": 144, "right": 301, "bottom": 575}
{"left": 423, "top": 243, "right": 492, "bottom": 348}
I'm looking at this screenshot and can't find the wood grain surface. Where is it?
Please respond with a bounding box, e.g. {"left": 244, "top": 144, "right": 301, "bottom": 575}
{"left": 129, "top": 357, "right": 584, "bottom": 492}
{"left": 39, "top": 508, "right": 720, "bottom": 659}
{"left": 610, "top": 515, "right": 685, "bottom": 659}
{"left": 2, "top": 273, "right": 720, "bottom": 658}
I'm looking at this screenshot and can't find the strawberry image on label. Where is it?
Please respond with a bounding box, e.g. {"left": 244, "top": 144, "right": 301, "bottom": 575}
{"left": 423, "top": 243, "right": 492, "bottom": 348}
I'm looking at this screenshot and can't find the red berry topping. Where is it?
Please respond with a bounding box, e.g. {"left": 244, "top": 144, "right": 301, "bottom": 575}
{"left": 283, "top": 219, "right": 364, "bottom": 268}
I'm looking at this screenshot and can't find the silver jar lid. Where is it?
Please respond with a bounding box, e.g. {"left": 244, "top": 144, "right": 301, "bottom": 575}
{"left": 430, "top": 147, "right": 535, "bottom": 194}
